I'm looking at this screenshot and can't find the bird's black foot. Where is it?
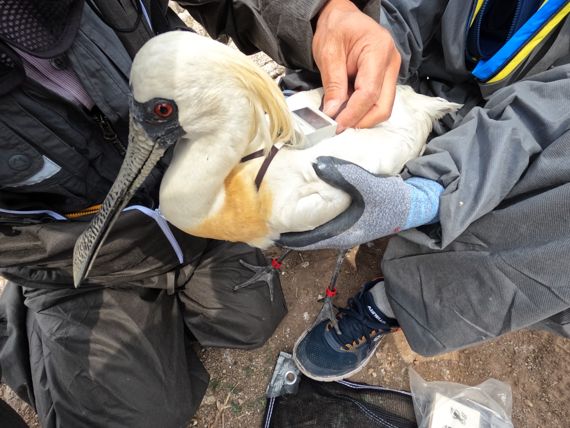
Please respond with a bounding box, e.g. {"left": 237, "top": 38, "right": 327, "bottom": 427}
{"left": 314, "top": 294, "right": 342, "bottom": 335}
{"left": 233, "top": 259, "right": 283, "bottom": 302}
{"left": 310, "top": 249, "right": 348, "bottom": 335}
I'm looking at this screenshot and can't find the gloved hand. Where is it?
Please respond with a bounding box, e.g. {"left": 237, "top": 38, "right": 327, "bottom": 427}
{"left": 278, "top": 157, "right": 443, "bottom": 250}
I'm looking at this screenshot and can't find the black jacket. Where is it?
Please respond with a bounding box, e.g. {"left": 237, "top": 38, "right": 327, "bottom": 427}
{"left": 0, "top": 0, "right": 349, "bottom": 287}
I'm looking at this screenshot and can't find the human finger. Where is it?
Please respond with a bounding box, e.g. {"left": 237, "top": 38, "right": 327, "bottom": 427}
{"left": 333, "top": 49, "right": 385, "bottom": 130}
{"left": 315, "top": 41, "right": 350, "bottom": 118}
{"left": 354, "top": 54, "right": 400, "bottom": 128}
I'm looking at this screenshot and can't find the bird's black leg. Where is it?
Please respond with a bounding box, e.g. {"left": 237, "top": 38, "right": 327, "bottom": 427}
{"left": 233, "top": 249, "right": 292, "bottom": 302}
{"left": 312, "top": 249, "right": 348, "bottom": 335}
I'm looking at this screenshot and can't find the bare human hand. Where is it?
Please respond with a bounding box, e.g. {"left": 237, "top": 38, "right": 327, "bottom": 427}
{"left": 313, "top": 0, "right": 401, "bottom": 132}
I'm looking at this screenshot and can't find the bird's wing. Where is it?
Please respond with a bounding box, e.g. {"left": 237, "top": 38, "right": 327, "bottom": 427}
{"left": 264, "top": 148, "right": 352, "bottom": 233}
{"left": 263, "top": 85, "right": 460, "bottom": 237}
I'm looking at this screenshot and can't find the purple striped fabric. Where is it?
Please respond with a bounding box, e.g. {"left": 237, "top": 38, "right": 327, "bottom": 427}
{"left": 17, "top": 49, "right": 95, "bottom": 109}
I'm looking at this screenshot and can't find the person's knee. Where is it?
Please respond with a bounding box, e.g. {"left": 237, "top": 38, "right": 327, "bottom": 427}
{"left": 239, "top": 306, "right": 287, "bottom": 349}
{"left": 227, "top": 264, "right": 288, "bottom": 349}
{"left": 239, "top": 325, "right": 277, "bottom": 349}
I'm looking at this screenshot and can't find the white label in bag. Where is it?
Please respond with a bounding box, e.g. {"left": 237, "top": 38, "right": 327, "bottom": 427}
{"left": 429, "top": 393, "right": 481, "bottom": 428}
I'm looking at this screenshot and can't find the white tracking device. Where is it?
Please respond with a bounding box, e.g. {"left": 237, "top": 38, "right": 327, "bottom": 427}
{"left": 290, "top": 106, "right": 337, "bottom": 145}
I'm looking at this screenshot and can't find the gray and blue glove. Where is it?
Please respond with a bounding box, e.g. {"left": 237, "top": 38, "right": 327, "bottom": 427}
{"left": 278, "top": 156, "right": 443, "bottom": 250}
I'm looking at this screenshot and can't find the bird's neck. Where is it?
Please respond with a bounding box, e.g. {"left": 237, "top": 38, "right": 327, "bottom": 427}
{"left": 159, "top": 133, "right": 241, "bottom": 215}
{"left": 242, "top": 110, "right": 273, "bottom": 157}
{"left": 158, "top": 127, "right": 276, "bottom": 247}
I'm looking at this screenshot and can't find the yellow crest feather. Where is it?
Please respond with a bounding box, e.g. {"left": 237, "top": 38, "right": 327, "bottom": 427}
{"left": 226, "top": 58, "right": 299, "bottom": 151}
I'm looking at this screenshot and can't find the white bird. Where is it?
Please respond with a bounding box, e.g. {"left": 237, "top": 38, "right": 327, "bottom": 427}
{"left": 73, "top": 31, "right": 460, "bottom": 285}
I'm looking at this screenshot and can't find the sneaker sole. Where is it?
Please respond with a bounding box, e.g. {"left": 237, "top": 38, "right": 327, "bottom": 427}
{"left": 292, "top": 326, "right": 388, "bottom": 382}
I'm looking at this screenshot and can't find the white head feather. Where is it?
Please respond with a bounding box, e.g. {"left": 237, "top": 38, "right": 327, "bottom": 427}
{"left": 130, "top": 31, "right": 297, "bottom": 153}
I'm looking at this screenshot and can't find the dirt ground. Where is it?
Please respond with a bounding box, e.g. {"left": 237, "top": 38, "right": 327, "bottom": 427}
{"left": 189, "top": 242, "right": 570, "bottom": 427}
{"left": 2, "top": 243, "right": 570, "bottom": 427}
{"left": 2, "top": 6, "right": 570, "bottom": 428}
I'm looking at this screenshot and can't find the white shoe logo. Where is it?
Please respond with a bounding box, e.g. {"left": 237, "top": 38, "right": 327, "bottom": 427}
{"left": 367, "top": 305, "right": 386, "bottom": 324}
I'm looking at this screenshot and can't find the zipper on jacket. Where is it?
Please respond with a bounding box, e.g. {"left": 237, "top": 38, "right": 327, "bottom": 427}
{"left": 93, "top": 110, "right": 127, "bottom": 156}
{"left": 66, "top": 204, "right": 102, "bottom": 219}
{"left": 22, "top": 78, "right": 128, "bottom": 157}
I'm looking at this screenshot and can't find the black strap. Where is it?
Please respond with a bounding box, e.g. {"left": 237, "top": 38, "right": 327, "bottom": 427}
{"left": 254, "top": 145, "right": 281, "bottom": 190}
{"left": 149, "top": 0, "right": 172, "bottom": 35}
{"left": 86, "top": 0, "right": 143, "bottom": 33}
{"left": 239, "top": 145, "right": 282, "bottom": 191}
{"left": 240, "top": 149, "right": 265, "bottom": 163}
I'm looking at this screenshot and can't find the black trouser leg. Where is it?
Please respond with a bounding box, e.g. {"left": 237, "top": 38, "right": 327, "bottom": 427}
{"left": 179, "top": 241, "right": 287, "bottom": 349}
{"left": 0, "top": 283, "right": 208, "bottom": 428}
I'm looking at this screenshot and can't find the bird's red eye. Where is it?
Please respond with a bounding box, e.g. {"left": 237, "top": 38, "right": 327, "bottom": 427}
{"left": 153, "top": 102, "right": 174, "bottom": 118}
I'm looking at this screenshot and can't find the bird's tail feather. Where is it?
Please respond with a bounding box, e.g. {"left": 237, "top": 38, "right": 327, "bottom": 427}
{"left": 398, "top": 85, "right": 462, "bottom": 121}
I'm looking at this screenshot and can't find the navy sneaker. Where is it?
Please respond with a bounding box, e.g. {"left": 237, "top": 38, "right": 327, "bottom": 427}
{"left": 293, "top": 279, "right": 399, "bottom": 381}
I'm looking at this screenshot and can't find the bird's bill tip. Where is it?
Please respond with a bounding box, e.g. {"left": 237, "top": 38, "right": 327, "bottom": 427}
{"left": 72, "top": 245, "right": 90, "bottom": 288}
{"left": 71, "top": 135, "right": 167, "bottom": 285}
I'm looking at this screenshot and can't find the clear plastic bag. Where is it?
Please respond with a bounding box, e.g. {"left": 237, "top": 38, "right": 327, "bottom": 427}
{"left": 409, "top": 367, "right": 514, "bottom": 428}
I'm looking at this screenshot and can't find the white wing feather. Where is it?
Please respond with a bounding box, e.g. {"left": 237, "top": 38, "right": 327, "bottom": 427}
{"left": 265, "top": 86, "right": 461, "bottom": 233}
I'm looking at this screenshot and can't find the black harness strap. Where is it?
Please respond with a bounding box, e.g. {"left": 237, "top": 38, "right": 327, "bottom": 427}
{"left": 239, "top": 145, "right": 282, "bottom": 191}
{"left": 254, "top": 145, "right": 281, "bottom": 190}
{"left": 240, "top": 149, "right": 265, "bottom": 163}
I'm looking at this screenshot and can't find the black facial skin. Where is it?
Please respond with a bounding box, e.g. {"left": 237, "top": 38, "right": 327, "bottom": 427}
{"left": 73, "top": 95, "right": 185, "bottom": 287}
{"left": 129, "top": 95, "right": 186, "bottom": 147}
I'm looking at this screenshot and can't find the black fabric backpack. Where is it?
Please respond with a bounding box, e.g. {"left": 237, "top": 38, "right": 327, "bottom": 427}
{"left": 0, "top": 0, "right": 185, "bottom": 214}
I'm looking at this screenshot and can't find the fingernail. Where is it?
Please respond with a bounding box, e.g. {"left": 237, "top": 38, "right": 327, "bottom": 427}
{"left": 323, "top": 100, "right": 342, "bottom": 117}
